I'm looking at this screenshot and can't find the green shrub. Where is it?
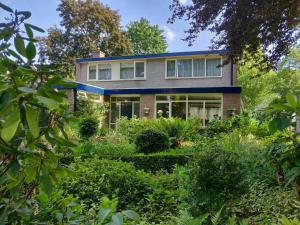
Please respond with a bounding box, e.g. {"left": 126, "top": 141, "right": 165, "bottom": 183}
{"left": 135, "top": 129, "right": 170, "bottom": 154}
{"left": 230, "top": 181, "right": 300, "bottom": 224}
{"left": 181, "top": 148, "right": 247, "bottom": 217}
{"left": 79, "top": 117, "right": 98, "bottom": 139}
{"left": 77, "top": 141, "right": 136, "bottom": 157}
{"left": 60, "top": 158, "right": 180, "bottom": 223}
{"left": 101, "top": 154, "right": 192, "bottom": 173}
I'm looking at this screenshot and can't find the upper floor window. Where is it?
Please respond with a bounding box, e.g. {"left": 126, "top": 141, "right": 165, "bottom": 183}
{"left": 98, "top": 64, "right": 111, "bottom": 80}
{"left": 166, "top": 57, "right": 222, "bottom": 78}
{"left": 88, "top": 65, "right": 97, "bottom": 80}
{"left": 120, "top": 61, "right": 145, "bottom": 80}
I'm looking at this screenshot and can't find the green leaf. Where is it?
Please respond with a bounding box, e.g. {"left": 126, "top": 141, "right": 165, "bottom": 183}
{"left": 26, "top": 23, "right": 45, "bottom": 33}
{"left": 0, "top": 2, "right": 13, "bottom": 13}
{"left": 36, "top": 96, "right": 60, "bottom": 110}
{"left": 0, "top": 108, "right": 20, "bottom": 142}
{"left": 24, "top": 24, "right": 33, "bottom": 39}
{"left": 26, "top": 42, "right": 36, "bottom": 61}
{"left": 286, "top": 92, "right": 296, "bottom": 108}
{"left": 25, "top": 106, "right": 40, "bottom": 138}
{"left": 112, "top": 213, "right": 123, "bottom": 225}
{"left": 98, "top": 208, "right": 111, "bottom": 223}
{"left": 18, "top": 86, "right": 36, "bottom": 93}
{"left": 122, "top": 210, "right": 139, "bottom": 221}
{"left": 14, "top": 35, "right": 26, "bottom": 57}
{"left": 17, "top": 11, "right": 31, "bottom": 19}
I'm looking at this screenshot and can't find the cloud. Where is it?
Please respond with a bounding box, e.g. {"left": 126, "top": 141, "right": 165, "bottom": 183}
{"left": 163, "top": 26, "right": 175, "bottom": 41}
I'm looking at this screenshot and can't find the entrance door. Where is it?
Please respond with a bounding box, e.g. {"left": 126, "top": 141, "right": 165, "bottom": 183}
{"left": 121, "top": 102, "right": 133, "bottom": 118}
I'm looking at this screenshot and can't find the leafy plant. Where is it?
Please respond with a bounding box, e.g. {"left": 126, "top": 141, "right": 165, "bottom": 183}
{"left": 79, "top": 117, "right": 98, "bottom": 139}
{"left": 0, "top": 3, "right": 76, "bottom": 223}
{"left": 135, "top": 129, "right": 170, "bottom": 154}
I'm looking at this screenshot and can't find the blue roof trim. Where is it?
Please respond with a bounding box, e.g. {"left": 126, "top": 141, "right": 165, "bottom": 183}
{"left": 104, "top": 86, "right": 241, "bottom": 95}
{"left": 55, "top": 82, "right": 241, "bottom": 95}
{"left": 76, "top": 50, "right": 228, "bottom": 63}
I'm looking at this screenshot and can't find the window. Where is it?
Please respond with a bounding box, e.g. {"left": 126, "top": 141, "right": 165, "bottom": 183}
{"left": 193, "top": 59, "right": 205, "bottom": 77}
{"left": 206, "top": 58, "right": 221, "bottom": 77}
{"left": 135, "top": 62, "right": 145, "bottom": 78}
{"left": 167, "top": 60, "right": 176, "bottom": 77}
{"left": 156, "top": 94, "right": 222, "bottom": 126}
{"left": 98, "top": 64, "right": 111, "bottom": 80}
{"left": 120, "top": 62, "right": 134, "bottom": 79}
{"left": 88, "top": 65, "right": 96, "bottom": 80}
{"left": 165, "top": 57, "right": 222, "bottom": 78}
{"left": 177, "top": 59, "right": 192, "bottom": 77}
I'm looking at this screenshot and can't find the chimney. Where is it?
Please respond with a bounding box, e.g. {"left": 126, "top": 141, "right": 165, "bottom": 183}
{"left": 91, "top": 51, "right": 105, "bottom": 58}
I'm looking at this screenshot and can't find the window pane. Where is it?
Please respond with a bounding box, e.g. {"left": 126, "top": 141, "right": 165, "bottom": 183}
{"left": 205, "top": 102, "right": 221, "bottom": 125}
{"left": 111, "top": 102, "right": 119, "bottom": 124}
{"left": 206, "top": 58, "right": 221, "bottom": 77}
{"left": 188, "top": 95, "right": 222, "bottom": 101}
{"left": 121, "top": 102, "right": 133, "bottom": 118}
{"left": 157, "top": 103, "right": 169, "bottom": 118}
{"left": 167, "top": 60, "right": 176, "bottom": 77}
{"left": 177, "top": 59, "right": 192, "bottom": 77}
{"left": 133, "top": 102, "right": 140, "bottom": 117}
{"left": 171, "top": 102, "right": 186, "bottom": 119}
{"left": 120, "top": 62, "right": 134, "bottom": 79}
{"left": 98, "top": 64, "right": 111, "bottom": 80}
{"left": 88, "top": 65, "right": 96, "bottom": 80}
{"left": 188, "top": 102, "right": 204, "bottom": 125}
{"left": 193, "top": 59, "right": 205, "bottom": 77}
{"left": 156, "top": 96, "right": 169, "bottom": 101}
{"left": 135, "top": 62, "right": 145, "bottom": 78}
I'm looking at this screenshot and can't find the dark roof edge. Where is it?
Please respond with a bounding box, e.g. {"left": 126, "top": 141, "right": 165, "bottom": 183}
{"left": 76, "top": 49, "right": 228, "bottom": 63}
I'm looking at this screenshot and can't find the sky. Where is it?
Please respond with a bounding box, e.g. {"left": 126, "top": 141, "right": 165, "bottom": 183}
{"left": 1, "top": 0, "right": 215, "bottom": 53}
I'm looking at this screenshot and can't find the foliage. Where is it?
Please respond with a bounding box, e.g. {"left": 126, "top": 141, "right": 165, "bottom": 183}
{"left": 230, "top": 180, "right": 300, "bottom": 224}
{"left": 127, "top": 17, "right": 167, "bottom": 54}
{"left": 75, "top": 97, "right": 108, "bottom": 121}
{"left": 38, "top": 0, "right": 132, "bottom": 77}
{"left": 79, "top": 117, "right": 98, "bottom": 139}
{"left": 77, "top": 141, "right": 136, "bottom": 158}
{"left": 238, "top": 49, "right": 277, "bottom": 110}
{"left": 169, "top": 0, "right": 300, "bottom": 66}
{"left": 181, "top": 149, "right": 247, "bottom": 217}
{"left": 0, "top": 4, "right": 77, "bottom": 223}
{"left": 60, "top": 158, "right": 180, "bottom": 223}
{"left": 101, "top": 153, "right": 192, "bottom": 173}
{"left": 135, "top": 129, "right": 170, "bottom": 154}
{"left": 155, "top": 117, "right": 187, "bottom": 148}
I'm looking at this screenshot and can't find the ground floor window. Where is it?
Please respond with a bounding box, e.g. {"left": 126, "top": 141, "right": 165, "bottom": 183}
{"left": 156, "top": 94, "right": 222, "bottom": 126}
{"left": 110, "top": 96, "right": 140, "bottom": 128}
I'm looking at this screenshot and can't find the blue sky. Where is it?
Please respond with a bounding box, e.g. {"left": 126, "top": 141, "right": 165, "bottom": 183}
{"left": 1, "top": 0, "right": 214, "bottom": 52}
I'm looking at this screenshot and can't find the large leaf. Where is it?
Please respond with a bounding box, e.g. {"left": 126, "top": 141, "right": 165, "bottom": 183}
{"left": 26, "top": 42, "right": 36, "bottom": 61}
{"left": 36, "top": 96, "right": 60, "bottom": 110}
{"left": 98, "top": 208, "right": 111, "bottom": 224}
{"left": 25, "top": 106, "right": 40, "bottom": 138}
{"left": 0, "top": 2, "right": 13, "bottom": 13}
{"left": 0, "top": 108, "right": 20, "bottom": 142}
{"left": 122, "top": 210, "right": 139, "bottom": 221}
{"left": 25, "top": 23, "right": 45, "bottom": 33}
{"left": 24, "top": 24, "right": 33, "bottom": 39}
{"left": 286, "top": 92, "right": 297, "bottom": 109}
{"left": 14, "top": 35, "right": 26, "bottom": 57}
{"left": 112, "top": 213, "right": 123, "bottom": 225}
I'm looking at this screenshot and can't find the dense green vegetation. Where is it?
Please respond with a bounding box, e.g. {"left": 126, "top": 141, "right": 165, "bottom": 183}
{"left": 1, "top": 2, "right": 300, "bottom": 225}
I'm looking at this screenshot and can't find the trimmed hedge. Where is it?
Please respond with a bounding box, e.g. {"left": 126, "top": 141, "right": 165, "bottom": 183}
{"left": 99, "top": 154, "right": 193, "bottom": 172}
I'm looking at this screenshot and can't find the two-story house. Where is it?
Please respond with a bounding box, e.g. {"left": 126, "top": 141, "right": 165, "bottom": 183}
{"left": 68, "top": 50, "right": 241, "bottom": 128}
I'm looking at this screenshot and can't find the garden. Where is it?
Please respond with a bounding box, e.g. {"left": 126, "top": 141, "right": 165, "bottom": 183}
{"left": 0, "top": 1, "right": 300, "bottom": 225}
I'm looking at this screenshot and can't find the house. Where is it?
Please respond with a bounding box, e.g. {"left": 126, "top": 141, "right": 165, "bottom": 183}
{"left": 67, "top": 50, "right": 241, "bottom": 128}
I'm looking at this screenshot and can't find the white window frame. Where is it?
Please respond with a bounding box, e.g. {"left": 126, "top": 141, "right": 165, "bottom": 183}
{"left": 120, "top": 61, "right": 146, "bottom": 80}
{"left": 87, "top": 63, "right": 112, "bottom": 81}
{"left": 154, "top": 94, "right": 223, "bottom": 126}
{"left": 165, "top": 56, "right": 223, "bottom": 79}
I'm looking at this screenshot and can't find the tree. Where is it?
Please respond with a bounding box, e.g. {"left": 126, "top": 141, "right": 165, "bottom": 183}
{"left": 39, "top": 0, "right": 132, "bottom": 78}
{"left": 169, "top": 0, "right": 300, "bottom": 66}
{"left": 127, "top": 18, "right": 167, "bottom": 54}
{"left": 238, "top": 49, "right": 277, "bottom": 111}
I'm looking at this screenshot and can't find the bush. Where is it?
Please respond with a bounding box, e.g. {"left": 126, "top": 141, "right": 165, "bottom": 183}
{"left": 59, "top": 158, "right": 180, "bottom": 223}
{"left": 181, "top": 148, "right": 247, "bottom": 217}
{"left": 101, "top": 154, "right": 192, "bottom": 173}
{"left": 77, "top": 141, "right": 136, "bottom": 157}
{"left": 79, "top": 117, "right": 98, "bottom": 139}
{"left": 135, "top": 129, "right": 170, "bottom": 154}
{"left": 155, "top": 118, "right": 186, "bottom": 148}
